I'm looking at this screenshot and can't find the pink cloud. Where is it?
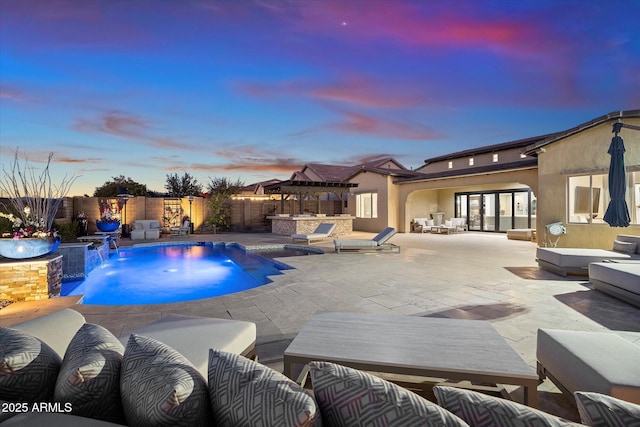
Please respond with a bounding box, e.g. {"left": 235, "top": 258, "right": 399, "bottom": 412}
{"left": 331, "top": 111, "right": 443, "bottom": 141}
{"left": 74, "top": 110, "right": 200, "bottom": 151}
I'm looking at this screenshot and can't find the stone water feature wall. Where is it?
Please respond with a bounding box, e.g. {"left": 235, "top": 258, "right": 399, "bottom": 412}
{"left": 0, "top": 255, "right": 63, "bottom": 302}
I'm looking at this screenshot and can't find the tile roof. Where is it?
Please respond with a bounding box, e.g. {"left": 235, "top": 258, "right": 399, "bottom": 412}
{"left": 397, "top": 158, "right": 538, "bottom": 184}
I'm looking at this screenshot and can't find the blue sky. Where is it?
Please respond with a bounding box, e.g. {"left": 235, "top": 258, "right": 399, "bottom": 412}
{"left": 1, "top": 0, "right": 639, "bottom": 196}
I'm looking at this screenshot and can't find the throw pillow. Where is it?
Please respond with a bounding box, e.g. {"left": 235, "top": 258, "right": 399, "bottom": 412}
{"left": 426, "top": 219, "right": 435, "bottom": 226}
{"left": 208, "top": 349, "right": 319, "bottom": 427}
{"left": 0, "top": 327, "right": 61, "bottom": 403}
{"left": 120, "top": 334, "right": 213, "bottom": 427}
{"left": 575, "top": 391, "right": 640, "bottom": 427}
{"left": 309, "top": 361, "right": 468, "bottom": 427}
{"left": 433, "top": 385, "right": 582, "bottom": 426}
{"left": 612, "top": 240, "right": 637, "bottom": 254}
{"left": 54, "top": 323, "right": 126, "bottom": 424}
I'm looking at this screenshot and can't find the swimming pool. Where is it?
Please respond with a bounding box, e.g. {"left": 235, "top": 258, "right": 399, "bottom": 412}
{"left": 60, "top": 242, "right": 320, "bottom": 305}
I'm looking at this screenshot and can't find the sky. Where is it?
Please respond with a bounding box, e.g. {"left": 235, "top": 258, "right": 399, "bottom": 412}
{"left": 1, "top": 0, "right": 639, "bottom": 197}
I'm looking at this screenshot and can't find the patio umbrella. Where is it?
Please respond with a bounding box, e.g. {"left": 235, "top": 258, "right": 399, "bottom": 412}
{"left": 603, "top": 123, "right": 630, "bottom": 227}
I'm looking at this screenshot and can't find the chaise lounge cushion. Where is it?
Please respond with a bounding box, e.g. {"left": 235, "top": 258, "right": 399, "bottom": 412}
{"left": 0, "top": 328, "right": 61, "bottom": 403}
{"left": 612, "top": 240, "right": 637, "bottom": 254}
{"left": 54, "top": 323, "right": 125, "bottom": 424}
{"left": 589, "top": 262, "right": 640, "bottom": 296}
{"left": 433, "top": 385, "right": 581, "bottom": 426}
{"left": 118, "top": 314, "right": 257, "bottom": 378}
{"left": 574, "top": 391, "right": 640, "bottom": 427}
{"left": 536, "top": 248, "right": 633, "bottom": 269}
{"left": 334, "top": 227, "right": 397, "bottom": 251}
{"left": 208, "top": 349, "right": 319, "bottom": 427}
{"left": 537, "top": 329, "right": 640, "bottom": 404}
{"left": 309, "top": 361, "right": 468, "bottom": 426}
{"left": 120, "top": 334, "right": 213, "bottom": 426}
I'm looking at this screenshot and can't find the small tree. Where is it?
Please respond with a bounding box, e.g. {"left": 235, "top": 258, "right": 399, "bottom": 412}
{"left": 205, "top": 177, "right": 243, "bottom": 229}
{"left": 164, "top": 172, "right": 203, "bottom": 197}
{"left": 0, "top": 150, "right": 78, "bottom": 234}
{"left": 93, "top": 176, "right": 149, "bottom": 197}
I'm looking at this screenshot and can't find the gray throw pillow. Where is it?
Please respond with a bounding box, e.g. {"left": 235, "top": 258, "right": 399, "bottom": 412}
{"left": 433, "top": 385, "right": 582, "bottom": 426}
{"left": 575, "top": 391, "right": 640, "bottom": 427}
{"left": 54, "top": 323, "right": 125, "bottom": 424}
{"left": 310, "top": 361, "right": 468, "bottom": 427}
{"left": 120, "top": 334, "right": 213, "bottom": 427}
{"left": 0, "top": 327, "right": 61, "bottom": 403}
{"left": 208, "top": 349, "right": 319, "bottom": 427}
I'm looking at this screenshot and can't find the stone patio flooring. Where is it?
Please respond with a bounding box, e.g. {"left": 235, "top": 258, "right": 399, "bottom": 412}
{"left": 2, "top": 230, "right": 640, "bottom": 421}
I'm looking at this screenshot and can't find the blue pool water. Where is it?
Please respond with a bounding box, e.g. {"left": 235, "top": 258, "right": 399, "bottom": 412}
{"left": 60, "top": 243, "right": 303, "bottom": 305}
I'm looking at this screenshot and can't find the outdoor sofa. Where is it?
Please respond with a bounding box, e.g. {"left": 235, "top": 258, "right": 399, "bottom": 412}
{"left": 536, "top": 234, "right": 640, "bottom": 276}
{"left": 3, "top": 310, "right": 640, "bottom": 426}
{"left": 333, "top": 227, "right": 400, "bottom": 253}
{"left": 130, "top": 219, "right": 161, "bottom": 240}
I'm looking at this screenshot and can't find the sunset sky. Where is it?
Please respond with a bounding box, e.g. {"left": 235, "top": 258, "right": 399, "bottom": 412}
{"left": 1, "top": 0, "right": 639, "bottom": 196}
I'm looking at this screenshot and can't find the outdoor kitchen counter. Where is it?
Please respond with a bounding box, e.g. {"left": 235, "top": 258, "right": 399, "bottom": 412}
{"left": 268, "top": 215, "right": 354, "bottom": 236}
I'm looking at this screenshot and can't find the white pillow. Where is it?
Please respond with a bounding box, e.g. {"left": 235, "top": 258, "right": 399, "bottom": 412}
{"left": 445, "top": 220, "right": 453, "bottom": 227}
{"left": 426, "top": 219, "right": 434, "bottom": 226}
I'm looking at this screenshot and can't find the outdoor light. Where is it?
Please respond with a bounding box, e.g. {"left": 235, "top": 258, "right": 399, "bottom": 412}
{"left": 187, "top": 195, "right": 194, "bottom": 234}
{"left": 117, "top": 193, "right": 131, "bottom": 237}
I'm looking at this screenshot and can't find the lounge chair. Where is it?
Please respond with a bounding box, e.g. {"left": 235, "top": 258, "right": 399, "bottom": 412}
{"left": 170, "top": 220, "right": 191, "bottom": 236}
{"left": 291, "top": 222, "right": 336, "bottom": 244}
{"left": 334, "top": 227, "right": 400, "bottom": 253}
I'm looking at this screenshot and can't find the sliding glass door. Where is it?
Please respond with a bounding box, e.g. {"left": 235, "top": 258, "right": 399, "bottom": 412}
{"left": 456, "top": 189, "right": 535, "bottom": 233}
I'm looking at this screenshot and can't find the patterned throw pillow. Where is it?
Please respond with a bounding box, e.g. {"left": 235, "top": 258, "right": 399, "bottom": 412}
{"left": 309, "top": 361, "right": 468, "bottom": 427}
{"left": 575, "top": 391, "right": 640, "bottom": 427}
{"left": 120, "top": 334, "right": 213, "bottom": 427}
{"left": 433, "top": 385, "right": 582, "bottom": 426}
{"left": 54, "top": 323, "right": 126, "bottom": 424}
{"left": 0, "top": 327, "right": 61, "bottom": 403}
{"left": 208, "top": 349, "right": 319, "bottom": 427}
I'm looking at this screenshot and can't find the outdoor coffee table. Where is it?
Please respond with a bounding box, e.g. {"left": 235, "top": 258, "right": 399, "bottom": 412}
{"left": 283, "top": 312, "right": 538, "bottom": 407}
{"left": 431, "top": 225, "right": 453, "bottom": 234}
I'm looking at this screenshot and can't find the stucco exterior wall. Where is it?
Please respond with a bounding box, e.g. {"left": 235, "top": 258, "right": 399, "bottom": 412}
{"left": 417, "top": 147, "right": 528, "bottom": 174}
{"left": 535, "top": 118, "right": 640, "bottom": 248}
{"left": 348, "top": 171, "right": 392, "bottom": 232}
{"left": 398, "top": 169, "right": 537, "bottom": 232}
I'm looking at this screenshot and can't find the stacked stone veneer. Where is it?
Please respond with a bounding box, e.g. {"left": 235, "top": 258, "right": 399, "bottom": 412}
{"left": 269, "top": 216, "right": 353, "bottom": 236}
{"left": 0, "top": 255, "right": 63, "bottom": 302}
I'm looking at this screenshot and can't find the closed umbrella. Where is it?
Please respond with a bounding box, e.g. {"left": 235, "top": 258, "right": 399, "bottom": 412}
{"left": 603, "top": 123, "right": 630, "bottom": 227}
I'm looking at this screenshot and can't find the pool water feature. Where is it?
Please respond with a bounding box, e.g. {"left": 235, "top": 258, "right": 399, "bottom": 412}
{"left": 60, "top": 243, "right": 320, "bottom": 305}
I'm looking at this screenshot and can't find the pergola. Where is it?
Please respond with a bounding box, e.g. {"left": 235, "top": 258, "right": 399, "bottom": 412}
{"left": 262, "top": 180, "right": 358, "bottom": 215}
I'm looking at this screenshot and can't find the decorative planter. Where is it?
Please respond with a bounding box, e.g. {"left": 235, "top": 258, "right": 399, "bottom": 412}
{"left": 0, "top": 236, "right": 61, "bottom": 259}
{"left": 96, "top": 221, "right": 120, "bottom": 232}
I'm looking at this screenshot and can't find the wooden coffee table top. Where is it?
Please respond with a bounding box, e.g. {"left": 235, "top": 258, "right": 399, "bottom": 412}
{"left": 284, "top": 312, "right": 537, "bottom": 382}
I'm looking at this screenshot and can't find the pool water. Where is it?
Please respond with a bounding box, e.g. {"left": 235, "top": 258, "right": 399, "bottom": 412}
{"left": 60, "top": 243, "right": 315, "bottom": 305}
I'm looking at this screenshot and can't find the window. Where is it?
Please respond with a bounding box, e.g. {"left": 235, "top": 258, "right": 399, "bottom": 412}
{"left": 355, "top": 193, "right": 377, "bottom": 218}
{"left": 448, "top": 161, "right": 453, "bottom": 169}
{"left": 469, "top": 158, "right": 474, "bottom": 166}
{"left": 520, "top": 153, "right": 527, "bottom": 158}
{"left": 568, "top": 171, "right": 640, "bottom": 225}
{"left": 492, "top": 153, "right": 499, "bottom": 162}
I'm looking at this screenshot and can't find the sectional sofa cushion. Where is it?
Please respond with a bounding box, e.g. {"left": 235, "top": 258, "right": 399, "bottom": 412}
{"left": 120, "top": 334, "right": 213, "bottom": 427}
{"left": 433, "top": 385, "right": 582, "bottom": 426}
{"left": 537, "top": 329, "right": 640, "bottom": 404}
{"left": 54, "top": 323, "right": 125, "bottom": 424}
{"left": 309, "top": 361, "right": 468, "bottom": 427}
{"left": 612, "top": 239, "right": 637, "bottom": 254}
{"left": 574, "top": 391, "right": 640, "bottom": 427}
{"left": 0, "top": 327, "right": 61, "bottom": 403}
{"left": 208, "top": 349, "right": 319, "bottom": 427}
